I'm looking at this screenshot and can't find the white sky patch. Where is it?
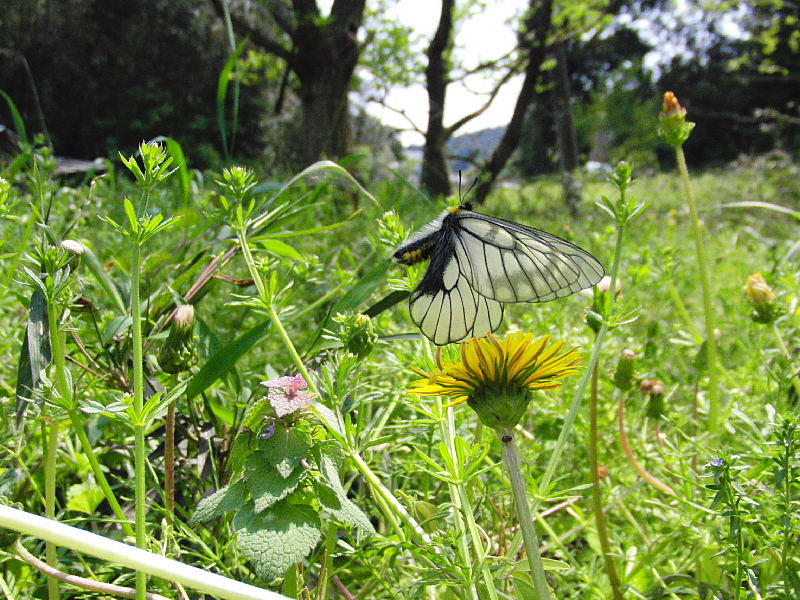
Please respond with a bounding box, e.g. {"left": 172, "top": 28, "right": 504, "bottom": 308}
{"left": 365, "top": 0, "right": 527, "bottom": 146}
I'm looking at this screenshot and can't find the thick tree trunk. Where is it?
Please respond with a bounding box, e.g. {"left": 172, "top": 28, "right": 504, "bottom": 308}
{"left": 551, "top": 40, "right": 581, "bottom": 217}
{"left": 208, "top": 0, "right": 364, "bottom": 169}
{"left": 293, "top": 0, "right": 364, "bottom": 167}
{"left": 421, "top": 0, "right": 455, "bottom": 198}
{"left": 473, "top": 0, "right": 552, "bottom": 205}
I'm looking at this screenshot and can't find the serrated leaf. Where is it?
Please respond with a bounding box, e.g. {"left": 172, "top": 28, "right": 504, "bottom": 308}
{"left": 192, "top": 479, "right": 248, "bottom": 522}
{"left": 245, "top": 458, "right": 307, "bottom": 513}
{"left": 253, "top": 427, "right": 312, "bottom": 479}
{"left": 233, "top": 502, "right": 321, "bottom": 581}
{"left": 317, "top": 453, "right": 374, "bottom": 538}
{"left": 66, "top": 483, "right": 105, "bottom": 515}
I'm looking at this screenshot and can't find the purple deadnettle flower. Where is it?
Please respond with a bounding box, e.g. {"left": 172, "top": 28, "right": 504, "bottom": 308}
{"left": 261, "top": 374, "right": 312, "bottom": 417}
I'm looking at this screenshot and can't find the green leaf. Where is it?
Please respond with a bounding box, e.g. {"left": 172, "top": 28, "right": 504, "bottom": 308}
{"left": 316, "top": 452, "right": 375, "bottom": 538}
{"left": 254, "top": 427, "right": 312, "bottom": 479}
{"left": 192, "top": 479, "right": 248, "bottom": 523}
{"left": 66, "top": 482, "right": 105, "bottom": 515}
{"left": 253, "top": 239, "right": 303, "bottom": 261}
{"left": 101, "top": 316, "right": 133, "bottom": 346}
{"left": 217, "top": 40, "right": 247, "bottom": 159}
{"left": 233, "top": 502, "right": 321, "bottom": 581}
{"left": 15, "top": 289, "right": 51, "bottom": 428}
{"left": 245, "top": 457, "right": 307, "bottom": 514}
{"left": 186, "top": 319, "right": 270, "bottom": 400}
{"left": 333, "top": 260, "right": 392, "bottom": 314}
{"left": 0, "top": 89, "right": 28, "bottom": 145}
{"left": 123, "top": 197, "right": 139, "bottom": 232}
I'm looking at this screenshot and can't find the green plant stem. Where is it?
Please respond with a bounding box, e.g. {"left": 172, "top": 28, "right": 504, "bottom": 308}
{"left": 588, "top": 364, "right": 624, "bottom": 600}
{"left": 45, "top": 303, "right": 135, "bottom": 537}
{"left": 771, "top": 323, "right": 800, "bottom": 399}
{"left": 539, "top": 201, "right": 626, "bottom": 497}
{"left": 675, "top": 146, "right": 720, "bottom": 430}
{"left": 44, "top": 418, "right": 60, "bottom": 600}
{"left": 68, "top": 412, "right": 136, "bottom": 538}
{"left": 45, "top": 294, "right": 70, "bottom": 600}
{"left": 130, "top": 239, "right": 148, "bottom": 600}
{"left": 165, "top": 399, "right": 177, "bottom": 525}
{"left": 498, "top": 428, "right": 553, "bottom": 600}
{"left": 235, "top": 228, "right": 428, "bottom": 545}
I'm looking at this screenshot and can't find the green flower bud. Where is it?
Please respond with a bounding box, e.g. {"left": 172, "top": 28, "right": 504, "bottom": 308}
{"left": 744, "top": 273, "right": 782, "bottom": 324}
{"left": 613, "top": 349, "right": 637, "bottom": 391}
{"left": 157, "top": 304, "right": 198, "bottom": 374}
{"left": 658, "top": 91, "right": 695, "bottom": 148}
{"left": 336, "top": 313, "right": 379, "bottom": 359}
{"left": 640, "top": 378, "right": 665, "bottom": 420}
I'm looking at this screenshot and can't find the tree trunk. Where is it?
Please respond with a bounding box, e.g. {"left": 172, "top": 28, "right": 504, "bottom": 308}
{"left": 421, "top": 0, "right": 455, "bottom": 198}
{"left": 293, "top": 0, "right": 364, "bottom": 167}
{"left": 473, "top": 0, "right": 553, "bottom": 205}
{"left": 551, "top": 40, "right": 581, "bottom": 217}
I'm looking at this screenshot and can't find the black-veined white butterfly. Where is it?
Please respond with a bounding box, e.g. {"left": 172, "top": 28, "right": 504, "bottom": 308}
{"left": 393, "top": 203, "right": 605, "bottom": 345}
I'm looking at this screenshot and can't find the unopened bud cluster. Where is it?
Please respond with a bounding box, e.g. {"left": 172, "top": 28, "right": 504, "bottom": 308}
{"left": 157, "top": 304, "right": 198, "bottom": 374}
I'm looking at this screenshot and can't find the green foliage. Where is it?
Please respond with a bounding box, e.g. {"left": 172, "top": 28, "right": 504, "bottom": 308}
{"left": 2, "top": 124, "right": 800, "bottom": 598}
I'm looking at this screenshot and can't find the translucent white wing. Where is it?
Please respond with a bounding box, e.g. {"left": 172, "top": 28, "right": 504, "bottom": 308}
{"left": 409, "top": 252, "right": 504, "bottom": 345}
{"left": 452, "top": 212, "right": 604, "bottom": 303}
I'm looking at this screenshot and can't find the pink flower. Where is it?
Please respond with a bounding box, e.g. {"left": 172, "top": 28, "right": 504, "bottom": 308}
{"left": 261, "top": 374, "right": 312, "bottom": 417}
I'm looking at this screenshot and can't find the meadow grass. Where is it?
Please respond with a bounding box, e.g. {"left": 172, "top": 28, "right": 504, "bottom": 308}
{"left": 0, "top": 142, "right": 798, "bottom": 599}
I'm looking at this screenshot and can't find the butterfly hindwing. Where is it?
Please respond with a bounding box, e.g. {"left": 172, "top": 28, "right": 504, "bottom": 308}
{"left": 408, "top": 234, "right": 504, "bottom": 345}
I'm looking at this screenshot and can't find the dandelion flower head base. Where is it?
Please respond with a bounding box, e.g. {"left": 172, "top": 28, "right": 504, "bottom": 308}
{"left": 408, "top": 333, "right": 583, "bottom": 430}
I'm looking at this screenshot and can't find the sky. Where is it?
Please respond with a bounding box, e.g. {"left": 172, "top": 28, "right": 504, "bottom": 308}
{"left": 364, "top": 0, "right": 527, "bottom": 147}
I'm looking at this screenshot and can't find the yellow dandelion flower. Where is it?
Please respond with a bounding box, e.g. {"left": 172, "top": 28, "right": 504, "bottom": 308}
{"left": 408, "top": 332, "right": 583, "bottom": 430}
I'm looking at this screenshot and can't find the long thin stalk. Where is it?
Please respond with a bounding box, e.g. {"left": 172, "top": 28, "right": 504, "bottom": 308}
{"left": 165, "top": 400, "right": 177, "bottom": 524}
{"left": 499, "top": 428, "right": 553, "bottom": 600}
{"left": 45, "top": 299, "right": 65, "bottom": 600}
{"left": 675, "top": 147, "right": 720, "bottom": 430}
{"left": 44, "top": 419, "right": 60, "bottom": 600}
{"left": 130, "top": 238, "right": 148, "bottom": 600}
{"left": 588, "top": 364, "right": 623, "bottom": 600}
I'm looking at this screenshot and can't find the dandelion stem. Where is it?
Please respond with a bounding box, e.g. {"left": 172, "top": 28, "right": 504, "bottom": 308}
{"left": 499, "top": 428, "right": 554, "bottom": 600}
{"left": 675, "top": 146, "right": 720, "bottom": 430}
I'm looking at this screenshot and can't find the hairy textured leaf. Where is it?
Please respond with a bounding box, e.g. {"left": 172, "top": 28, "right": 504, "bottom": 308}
{"left": 192, "top": 479, "right": 248, "bottom": 522}
{"left": 233, "top": 502, "right": 321, "bottom": 581}
{"left": 245, "top": 457, "right": 307, "bottom": 514}
{"left": 256, "top": 426, "right": 312, "bottom": 479}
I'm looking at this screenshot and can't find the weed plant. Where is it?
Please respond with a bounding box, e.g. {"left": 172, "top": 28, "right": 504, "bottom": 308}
{"left": 0, "top": 106, "right": 798, "bottom": 600}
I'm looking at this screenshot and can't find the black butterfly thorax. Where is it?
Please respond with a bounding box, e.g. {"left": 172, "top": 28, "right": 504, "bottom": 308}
{"left": 392, "top": 206, "right": 470, "bottom": 267}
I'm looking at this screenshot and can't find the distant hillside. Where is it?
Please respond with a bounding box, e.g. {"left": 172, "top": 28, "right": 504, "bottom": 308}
{"left": 407, "top": 125, "right": 506, "bottom": 172}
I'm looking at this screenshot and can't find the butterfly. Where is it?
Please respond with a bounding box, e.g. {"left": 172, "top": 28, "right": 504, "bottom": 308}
{"left": 393, "top": 203, "right": 605, "bottom": 345}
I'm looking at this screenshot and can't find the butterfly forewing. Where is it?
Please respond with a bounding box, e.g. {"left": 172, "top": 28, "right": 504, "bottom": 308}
{"left": 452, "top": 212, "right": 604, "bottom": 303}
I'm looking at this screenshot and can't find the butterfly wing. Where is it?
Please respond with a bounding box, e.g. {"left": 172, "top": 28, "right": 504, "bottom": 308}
{"left": 451, "top": 211, "right": 605, "bottom": 303}
{"left": 408, "top": 233, "right": 504, "bottom": 345}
